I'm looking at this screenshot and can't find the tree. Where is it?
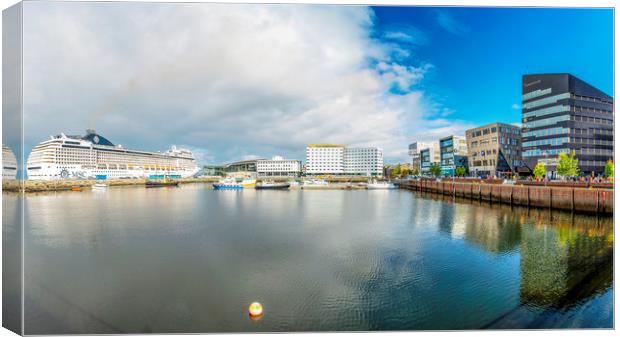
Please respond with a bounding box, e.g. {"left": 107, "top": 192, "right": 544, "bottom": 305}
{"left": 429, "top": 163, "right": 442, "bottom": 177}
{"left": 455, "top": 166, "right": 466, "bottom": 177}
{"left": 604, "top": 160, "right": 614, "bottom": 178}
{"left": 412, "top": 167, "right": 420, "bottom": 176}
{"left": 556, "top": 150, "right": 580, "bottom": 178}
{"left": 533, "top": 162, "right": 546, "bottom": 179}
{"left": 390, "top": 164, "right": 401, "bottom": 178}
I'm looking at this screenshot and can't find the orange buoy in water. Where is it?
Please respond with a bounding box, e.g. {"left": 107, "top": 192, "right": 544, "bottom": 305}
{"left": 248, "top": 302, "right": 263, "bottom": 317}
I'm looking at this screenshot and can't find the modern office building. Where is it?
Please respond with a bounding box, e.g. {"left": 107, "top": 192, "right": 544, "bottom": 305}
{"left": 344, "top": 147, "right": 383, "bottom": 176}
{"left": 466, "top": 122, "right": 522, "bottom": 177}
{"left": 305, "top": 144, "right": 383, "bottom": 176}
{"left": 419, "top": 142, "right": 440, "bottom": 175}
{"left": 202, "top": 165, "right": 225, "bottom": 177}
{"left": 439, "top": 135, "right": 468, "bottom": 176}
{"left": 521, "top": 74, "right": 613, "bottom": 176}
{"left": 256, "top": 156, "right": 302, "bottom": 177}
{"left": 408, "top": 141, "right": 432, "bottom": 172}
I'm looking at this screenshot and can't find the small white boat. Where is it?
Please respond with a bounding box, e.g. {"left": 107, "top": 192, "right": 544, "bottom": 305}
{"left": 92, "top": 183, "right": 108, "bottom": 189}
{"left": 303, "top": 179, "right": 329, "bottom": 187}
{"left": 367, "top": 180, "right": 397, "bottom": 189}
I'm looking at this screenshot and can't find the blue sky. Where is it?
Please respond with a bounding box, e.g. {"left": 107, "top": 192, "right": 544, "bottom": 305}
{"left": 370, "top": 6, "right": 613, "bottom": 127}
{"left": 19, "top": 3, "right": 614, "bottom": 166}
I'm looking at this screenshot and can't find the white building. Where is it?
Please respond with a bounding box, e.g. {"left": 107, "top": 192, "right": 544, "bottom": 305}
{"left": 419, "top": 142, "right": 441, "bottom": 174}
{"left": 305, "top": 144, "right": 345, "bottom": 175}
{"left": 344, "top": 147, "right": 383, "bottom": 176}
{"left": 305, "top": 144, "right": 383, "bottom": 176}
{"left": 408, "top": 141, "right": 432, "bottom": 171}
{"left": 256, "top": 156, "right": 302, "bottom": 177}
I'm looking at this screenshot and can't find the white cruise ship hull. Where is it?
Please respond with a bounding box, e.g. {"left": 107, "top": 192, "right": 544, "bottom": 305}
{"left": 27, "top": 165, "right": 199, "bottom": 180}
{"left": 26, "top": 130, "right": 200, "bottom": 181}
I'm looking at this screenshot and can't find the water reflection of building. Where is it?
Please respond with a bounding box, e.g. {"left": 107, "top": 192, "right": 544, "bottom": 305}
{"left": 519, "top": 212, "right": 613, "bottom": 307}
{"left": 461, "top": 208, "right": 521, "bottom": 253}
{"left": 432, "top": 197, "right": 521, "bottom": 252}
{"left": 427, "top": 195, "right": 613, "bottom": 308}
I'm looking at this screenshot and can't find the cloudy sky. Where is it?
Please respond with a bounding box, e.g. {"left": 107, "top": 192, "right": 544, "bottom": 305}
{"left": 21, "top": 3, "right": 613, "bottom": 165}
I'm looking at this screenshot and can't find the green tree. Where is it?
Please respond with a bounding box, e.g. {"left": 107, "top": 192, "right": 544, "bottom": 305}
{"left": 604, "top": 160, "right": 614, "bottom": 178}
{"left": 533, "top": 162, "right": 546, "bottom": 179}
{"left": 429, "top": 163, "right": 442, "bottom": 177}
{"left": 390, "top": 164, "right": 401, "bottom": 178}
{"left": 556, "top": 150, "right": 580, "bottom": 178}
{"left": 455, "top": 166, "right": 466, "bottom": 177}
{"left": 412, "top": 167, "right": 420, "bottom": 176}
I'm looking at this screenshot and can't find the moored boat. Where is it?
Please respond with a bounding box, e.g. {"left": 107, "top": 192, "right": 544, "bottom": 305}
{"left": 92, "top": 183, "right": 108, "bottom": 189}
{"left": 146, "top": 176, "right": 179, "bottom": 188}
{"left": 241, "top": 179, "right": 257, "bottom": 187}
{"left": 256, "top": 181, "right": 290, "bottom": 190}
{"left": 213, "top": 177, "right": 243, "bottom": 190}
{"left": 367, "top": 180, "right": 397, "bottom": 189}
{"left": 303, "top": 179, "right": 329, "bottom": 187}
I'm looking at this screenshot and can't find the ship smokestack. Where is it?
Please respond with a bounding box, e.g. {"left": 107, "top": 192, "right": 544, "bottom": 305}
{"left": 86, "top": 128, "right": 96, "bottom": 135}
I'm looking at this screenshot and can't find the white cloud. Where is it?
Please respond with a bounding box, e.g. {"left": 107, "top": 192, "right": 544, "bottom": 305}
{"left": 22, "top": 2, "right": 464, "bottom": 165}
{"left": 436, "top": 10, "right": 469, "bottom": 35}
{"left": 511, "top": 103, "right": 521, "bottom": 110}
{"left": 382, "top": 25, "right": 427, "bottom": 45}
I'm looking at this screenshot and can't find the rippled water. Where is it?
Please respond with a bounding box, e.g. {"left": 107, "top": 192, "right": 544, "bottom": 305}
{"left": 3, "top": 184, "right": 613, "bottom": 333}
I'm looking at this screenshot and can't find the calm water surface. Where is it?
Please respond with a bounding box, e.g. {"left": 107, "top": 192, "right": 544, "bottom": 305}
{"left": 4, "top": 183, "right": 613, "bottom": 333}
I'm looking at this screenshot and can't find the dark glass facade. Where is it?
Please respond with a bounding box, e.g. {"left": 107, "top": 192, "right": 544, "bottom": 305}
{"left": 521, "top": 74, "right": 613, "bottom": 176}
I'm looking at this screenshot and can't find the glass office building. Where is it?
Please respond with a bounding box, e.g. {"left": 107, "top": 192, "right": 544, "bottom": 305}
{"left": 521, "top": 74, "right": 613, "bottom": 176}
{"left": 439, "top": 135, "right": 468, "bottom": 176}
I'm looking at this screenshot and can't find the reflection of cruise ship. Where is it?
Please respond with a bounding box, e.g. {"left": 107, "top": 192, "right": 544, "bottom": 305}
{"left": 3, "top": 144, "right": 18, "bottom": 180}
{"left": 27, "top": 129, "right": 199, "bottom": 180}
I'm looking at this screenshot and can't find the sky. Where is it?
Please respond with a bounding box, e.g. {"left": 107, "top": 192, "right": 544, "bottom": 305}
{"left": 18, "top": 3, "right": 613, "bottom": 165}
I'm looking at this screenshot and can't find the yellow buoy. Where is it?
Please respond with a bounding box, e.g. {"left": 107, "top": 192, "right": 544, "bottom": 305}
{"left": 248, "top": 302, "right": 263, "bottom": 317}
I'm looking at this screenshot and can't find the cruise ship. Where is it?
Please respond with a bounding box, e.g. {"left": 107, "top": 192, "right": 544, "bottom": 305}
{"left": 3, "top": 144, "right": 18, "bottom": 180}
{"left": 27, "top": 129, "right": 199, "bottom": 180}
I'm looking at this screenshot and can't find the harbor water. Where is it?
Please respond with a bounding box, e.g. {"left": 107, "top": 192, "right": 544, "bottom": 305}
{"left": 4, "top": 183, "right": 613, "bottom": 333}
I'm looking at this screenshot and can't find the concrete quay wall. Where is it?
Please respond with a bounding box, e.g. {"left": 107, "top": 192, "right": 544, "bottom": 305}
{"left": 403, "top": 180, "right": 612, "bottom": 214}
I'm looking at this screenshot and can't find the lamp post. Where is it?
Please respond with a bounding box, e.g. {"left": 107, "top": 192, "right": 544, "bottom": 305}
{"left": 543, "top": 150, "right": 548, "bottom": 187}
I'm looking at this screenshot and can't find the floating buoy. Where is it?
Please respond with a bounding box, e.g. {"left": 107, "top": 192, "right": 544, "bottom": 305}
{"left": 248, "top": 302, "right": 263, "bottom": 317}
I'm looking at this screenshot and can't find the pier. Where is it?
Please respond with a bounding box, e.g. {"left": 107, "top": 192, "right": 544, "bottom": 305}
{"left": 399, "top": 180, "right": 613, "bottom": 214}
{"left": 2, "top": 177, "right": 220, "bottom": 193}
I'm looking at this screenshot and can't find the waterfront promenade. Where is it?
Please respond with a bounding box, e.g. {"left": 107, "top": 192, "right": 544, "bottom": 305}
{"left": 400, "top": 179, "right": 613, "bottom": 214}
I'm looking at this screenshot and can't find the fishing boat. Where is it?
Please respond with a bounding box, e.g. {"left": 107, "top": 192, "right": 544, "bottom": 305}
{"left": 213, "top": 177, "right": 243, "bottom": 190}
{"left": 255, "top": 181, "right": 290, "bottom": 190}
{"left": 146, "top": 176, "right": 179, "bottom": 188}
{"left": 367, "top": 180, "right": 397, "bottom": 189}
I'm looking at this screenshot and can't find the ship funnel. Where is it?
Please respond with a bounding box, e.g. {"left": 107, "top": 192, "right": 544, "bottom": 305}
{"left": 86, "top": 128, "right": 96, "bottom": 135}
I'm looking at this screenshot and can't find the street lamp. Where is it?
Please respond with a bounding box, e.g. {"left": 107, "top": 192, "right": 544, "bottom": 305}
{"left": 543, "top": 150, "right": 548, "bottom": 186}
